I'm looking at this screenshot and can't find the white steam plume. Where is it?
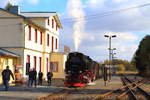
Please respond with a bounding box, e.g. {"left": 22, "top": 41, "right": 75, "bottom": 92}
{"left": 67, "top": 0, "right": 85, "bottom": 51}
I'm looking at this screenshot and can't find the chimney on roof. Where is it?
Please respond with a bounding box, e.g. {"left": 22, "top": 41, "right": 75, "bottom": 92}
{"left": 5, "top": 3, "right": 20, "bottom": 14}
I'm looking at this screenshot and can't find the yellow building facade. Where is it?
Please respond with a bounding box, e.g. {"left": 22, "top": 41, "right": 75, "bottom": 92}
{"left": 0, "top": 49, "right": 19, "bottom": 84}
{"left": 50, "top": 52, "right": 67, "bottom": 79}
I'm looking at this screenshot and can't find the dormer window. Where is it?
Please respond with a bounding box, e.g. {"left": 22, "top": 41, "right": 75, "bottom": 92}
{"left": 56, "top": 38, "right": 57, "bottom": 49}
{"left": 40, "top": 32, "right": 42, "bottom": 45}
{"left": 35, "top": 29, "right": 37, "bottom": 43}
{"left": 47, "top": 34, "right": 49, "bottom": 46}
{"left": 28, "top": 26, "right": 31, "bottom": 41}
{"left": 56, "top": 24, "right": 58, "bottom": 31}
{"left": 52, "top": 36, "right": 54, "bottom": 51}
{"left": 48, "top": 19, "right": 50, "bottom": 25}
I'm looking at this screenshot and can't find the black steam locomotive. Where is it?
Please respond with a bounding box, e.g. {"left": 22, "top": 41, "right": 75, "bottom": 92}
{"left": 64, "top": 52, "right": 100, "bottom": 87}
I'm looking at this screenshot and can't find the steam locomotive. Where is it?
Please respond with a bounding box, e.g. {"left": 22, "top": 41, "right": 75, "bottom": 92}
{"left": 64, "top": 52, "right": 101, "bottom": 87}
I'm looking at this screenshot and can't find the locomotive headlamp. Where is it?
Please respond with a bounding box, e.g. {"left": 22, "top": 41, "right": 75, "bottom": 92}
{"left": 79, "top": 71, "right": 82, "bottom": 73}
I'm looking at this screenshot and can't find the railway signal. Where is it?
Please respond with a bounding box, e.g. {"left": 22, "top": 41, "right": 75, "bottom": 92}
{"left": 104, "top": 34, "right": 116, "bottom": 81}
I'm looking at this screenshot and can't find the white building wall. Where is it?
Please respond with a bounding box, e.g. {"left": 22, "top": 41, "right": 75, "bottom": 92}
{"left": 24, "top": 25, "right": 43, "bottom": 52}
{"left": 50, "top": 33, "right": 59, "bottom": 52}
{"left": 43, "top": 53, "right": 50, "bottom": 78}
{"left": 44, "top": 32, "right": 59, "bottom": 53}
{"left": 46, "top": 16, "right": 59, "bottom": 35}
{"left": 45, "top": 32, "right": 51, "bottom": 53}
{"left": 24, "top": 49, "right": 43, "bottom": 76}
{"left": 28, "top": 16, "right": 59, "bottom": 53}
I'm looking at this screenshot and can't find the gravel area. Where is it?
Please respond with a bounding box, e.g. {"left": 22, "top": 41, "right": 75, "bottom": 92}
{"left": 2, "top": 75, "right": 149, "bottom": 100}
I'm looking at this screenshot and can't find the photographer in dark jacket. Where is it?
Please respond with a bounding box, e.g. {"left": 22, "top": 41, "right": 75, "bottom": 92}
{"left": 31, "top": 68, "right": 37, "bottom": 87}
{"left": 2, "top": 66, "right": 14, "bottom": 91}
{"left": 38, "top": 71, "right": 43, "bottom": 85}
{"left": 47, "top": 71, "right": 53, "bottom": 86}
{"left": 28, "top": 69, "right": 33, "bottom": 87}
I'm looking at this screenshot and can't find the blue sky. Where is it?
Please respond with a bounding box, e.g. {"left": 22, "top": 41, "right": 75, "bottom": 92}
{"left": 0, "top": 0, "right": 150, "bottom": 61}
{"left": 20, "top": 0, "right": 68, "bottom": 12}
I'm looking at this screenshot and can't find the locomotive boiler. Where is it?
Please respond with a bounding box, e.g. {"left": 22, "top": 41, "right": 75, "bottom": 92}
{"left": 64, "top": 52, "right": 100, "bottom": 87}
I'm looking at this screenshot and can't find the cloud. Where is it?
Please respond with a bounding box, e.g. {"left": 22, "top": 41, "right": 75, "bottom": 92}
{"left": 82, "top": 32, "right": 96, "bottom": 41}
{"left": 27, "top": 0, "right": 38, "bottom": 5}
{"left": 104, "top": 32, "right": 139, "bottom": 42}
{"left": 87, "top": 0, "right": 104, "bottom": 9}
{"left": 113, "top": 0, "right": 122, "bottom": 3}
{"left": 0, "top": 0, "right": 9, "bottom": 7}
{"left": 117, "top": 44, "right": 138, "bottom": 60}
{"left": 117, "top": 32, "right": 139, "bottom": 42}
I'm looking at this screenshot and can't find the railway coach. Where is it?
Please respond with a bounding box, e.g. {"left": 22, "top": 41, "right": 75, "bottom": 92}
{"left": 64, "top": 52, "right": 101, "bottom": 87}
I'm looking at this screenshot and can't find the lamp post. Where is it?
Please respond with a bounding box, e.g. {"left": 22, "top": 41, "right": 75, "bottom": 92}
{"left": 104, "top": 35, "right": 116, "bottom": 81}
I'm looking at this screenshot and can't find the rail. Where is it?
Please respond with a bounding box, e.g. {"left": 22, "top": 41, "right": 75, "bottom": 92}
{"left": 94, "top": 75, "right": 150, "bottom": 100}
{"left": 124, "top": 75, "right": 150, "bottom": 100}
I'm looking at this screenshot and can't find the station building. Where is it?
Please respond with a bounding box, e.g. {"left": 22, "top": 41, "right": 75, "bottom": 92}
{"left": 0, "top": 5, "right": 67, "bottom": 83}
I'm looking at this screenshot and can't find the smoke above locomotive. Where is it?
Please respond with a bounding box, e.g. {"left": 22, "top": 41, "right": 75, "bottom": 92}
{"left": 64, "top": 52, "right": 100, "bottom": 87}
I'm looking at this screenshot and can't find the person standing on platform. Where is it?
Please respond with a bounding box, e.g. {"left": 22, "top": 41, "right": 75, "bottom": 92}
{"left": 31, "top": 68, "right": 37, "bottom": 87}
{"left": 2, "top": 66, "right": 14, "bottom": 91}
{"left": 28, "top": 69, "right": 33, "bottom": 87}
{"left": 38, "top": 71, "right": 43, "bottom": 85}
{"left": 47, "top": 71, "right": 53, "bottom": 86}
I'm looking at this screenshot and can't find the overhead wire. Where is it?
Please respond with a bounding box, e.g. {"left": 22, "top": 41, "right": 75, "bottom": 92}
{"left": 61, "top": 2, "right": 150, "bottom": 23}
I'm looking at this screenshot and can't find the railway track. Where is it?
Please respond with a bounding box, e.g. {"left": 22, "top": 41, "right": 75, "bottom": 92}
{"left": 36, "top": 75, "right": 149, "bottom": 100}
{"left": 94, "top": 75, "right": 150, "bottom": 100}
{"left": 36, "top": 85, "right": 103, "bottom": 100}
{"left": 36, "top": 87, "right": 88, "bottom": 100}
{"left": 120, "top": 75, "right": 150, "bottom": 100}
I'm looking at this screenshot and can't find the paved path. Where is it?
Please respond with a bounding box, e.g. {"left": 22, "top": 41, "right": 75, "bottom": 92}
{"left": 0, "top": 85, "right": 64, "bottom": 100}
{"left": 0, "top": 79, "right": 64, "bottom": 100}
{"left": 0, "top": 76, "right": 122, "bottom": 100}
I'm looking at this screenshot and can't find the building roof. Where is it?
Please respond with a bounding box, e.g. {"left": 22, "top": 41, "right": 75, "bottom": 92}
{"left": 20, "top": 12, "right": 62, "bottom": 28}
{"left": 0, "top": 8, "right": 48, "bottom": 31}
{"left": 20, "top": 12, "right": 56, "bottom": 17}
{"left": 0, "top": 7, "right": 63, "bottom": 30}
{"left": 0, "top": 8, "right": 25, "bottom": 18}
{"left": 0, "top": 48, "right": 20, "bottom": 57}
